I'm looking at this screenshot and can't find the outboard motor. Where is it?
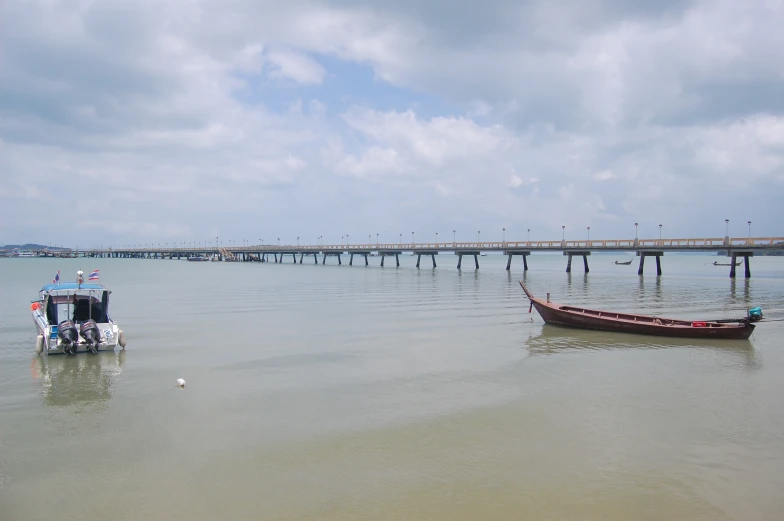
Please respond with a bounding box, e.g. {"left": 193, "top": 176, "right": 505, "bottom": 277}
{"left": 80, "top": 319, "right": 101, "bottom": 353}
{"left": 57, "top": 320, "right": 79, "bottom": 355}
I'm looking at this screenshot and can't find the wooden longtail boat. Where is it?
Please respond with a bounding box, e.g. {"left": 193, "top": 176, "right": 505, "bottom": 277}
{"left": 614, "top": 259, "right": 633, "bottom": 265}
{"left": 519, "top": 282, "right": 759, "bottom": 340}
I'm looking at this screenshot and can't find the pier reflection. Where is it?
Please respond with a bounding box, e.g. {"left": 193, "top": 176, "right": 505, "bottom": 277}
{"left": 730, "top": 278, "right": 752, "bottom": 304}
{"left": 31, "top": 351, "right": 125, "bottom": 407}
{"left": 524, "top": 324, "right": 758, "bottom": 367}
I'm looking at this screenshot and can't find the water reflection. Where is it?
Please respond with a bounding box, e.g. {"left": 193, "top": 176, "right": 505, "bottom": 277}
{"left": 31, "top": 351, "right": 126, "bottom": 407}
{"left": 524, "top": 324, "right": 758, "bottom": 366}
{"left": 636, "top": 275, "right": 664, "bottom": 302}
{"left": 730, "top": 278, "right": 752, "bottom": 304}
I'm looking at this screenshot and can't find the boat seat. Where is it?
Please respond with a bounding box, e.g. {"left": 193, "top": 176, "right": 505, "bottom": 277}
{"left": 72, "top": 300, "right": 107, "bottom": 323}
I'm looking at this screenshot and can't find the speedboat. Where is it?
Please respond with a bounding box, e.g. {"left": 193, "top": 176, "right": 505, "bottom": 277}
{"left": 31, "top": 270, "right": 127, "bottom": 355}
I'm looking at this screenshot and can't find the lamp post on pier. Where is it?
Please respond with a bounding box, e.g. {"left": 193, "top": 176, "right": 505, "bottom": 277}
{"left": 436, "top": 232, "right": 439, "bottom": 245}
{"left": 503, "top": 227, "right": 506, "bottom": 245}
{"left": 527, "top": 228, "right": 530, "bottom": 243}
{"left": 453, "top": 229, "right": 456, "bottom": 246}
{"left": 587, "top": 226, "right": 590, "bottom": 242}
{"left": 748, "top": 221, "right": 752, "bottom": 244}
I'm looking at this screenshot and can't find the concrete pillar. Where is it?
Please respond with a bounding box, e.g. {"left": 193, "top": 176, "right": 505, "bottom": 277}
{"left": 523, "top": 255, "right": 528, "bottom": 271}
{"left": 655, "top": 256, "right": 662, "bottom": 276}
{"left": 364, "top": 253, "right": 368, "bottom": 266}
{"left": 350, "top": 253, "right": 354, "bottom": 266}
{"left": 583, "top": 255, "right": 590, "bottom": 273}
{"left": 506, "top": 254, "right": 512, "bottom": 271}
{"left": 474, "top": 255, "right": 479, "bottom": 269}
{"left": 566, "top": 254, "right": 573, "bottom": 273}
{"left": 730, "top": 255, "right": 737, "bottom": 278}
{"left": 745, "top": 256, "right": 751, "bottom": 279}
{"left": 416, "top": 254, "right": 421, "bottom": 269}
{"left": 431, "top": 254, "right": 437, "bottom": 268}
{"left": 395, "top": 254, "right": 399, "bottom": 267}
{"left": 638, "top": 255, "right": 645, "bottom": 275}
{"left": 457, "top": 254, "right": 462, "bottom": 270}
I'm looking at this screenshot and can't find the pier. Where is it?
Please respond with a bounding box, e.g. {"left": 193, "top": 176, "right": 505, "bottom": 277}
{"left": 27, "top": 236, "right": 784, "bottom": 278}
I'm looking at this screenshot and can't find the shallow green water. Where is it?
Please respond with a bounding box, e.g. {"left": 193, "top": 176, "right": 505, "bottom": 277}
{"left": 1, "top": 254, "right": 783, "bottom": 520}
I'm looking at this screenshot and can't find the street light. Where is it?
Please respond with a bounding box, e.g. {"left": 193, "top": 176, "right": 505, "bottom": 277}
{"left": 376, "top": 233, "right": 379, "bottom": 247}
{"left": 527, "top": 228, "right": 530, "bottom": 243}
{"left": 503, "top": 227, "right": 506, "bottom": 244}
{"left": 399, "top": 233, "right": 402, "bottom": 246}
{"left": 297, "top": 237, "right": 300, "bottom": 247}
{"left": 562, "top": 225, "right": 565, "bottom": 241}
{"left": 748, "top": 221, "right": 752, "bottom": 242}
{"left": 436, "top": 232, "right": 438, "bottom": 245}
{"left": 634, "top": 222, "right": 638, "bottom": 240}
{"left": 659, "top": 225, "right": 662, "bottom": 243}
{"left": 453, "top": 229, "right": 456, "bottom": 245}
{"left": 477, "top": 230, "right": 480, "bottom": 243}
{"left": 412, "top": 231, "right": 414, "bottom": 245}
{"left": 587, "top": 226, "right": 590, "bottom": 242}
{"left": 725, "top": 219, "right": 729, "bottom": 236}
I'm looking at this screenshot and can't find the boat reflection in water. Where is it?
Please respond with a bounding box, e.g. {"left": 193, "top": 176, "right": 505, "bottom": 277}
{"left": 523, "top": 324, "right": 758, "bottom": 367}
{"left": 31, "top": 350, "right": 125, "bottom": 407}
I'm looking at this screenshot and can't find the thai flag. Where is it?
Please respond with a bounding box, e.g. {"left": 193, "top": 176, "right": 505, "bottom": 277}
{"left": 53, "top": 270, "right": 60, "bottom": 284}
{"left": 88, "top": 269, "right": 100, "bottom": 281}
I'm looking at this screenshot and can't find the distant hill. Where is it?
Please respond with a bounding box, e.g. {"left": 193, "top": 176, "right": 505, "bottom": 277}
{"left": 1, "top": 244, "right": 71, "bottom": 251}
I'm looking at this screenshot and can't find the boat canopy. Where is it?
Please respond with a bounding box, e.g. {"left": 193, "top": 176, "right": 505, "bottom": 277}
{"left": 40, "top": 282, "right": 108, "bottom": 294}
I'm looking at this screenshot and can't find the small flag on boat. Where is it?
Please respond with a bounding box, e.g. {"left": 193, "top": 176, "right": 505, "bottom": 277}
{"left": 53, "top": 270, "right": 60, "bottom": 284}
{"left": 88, "top": 269, "right": 100, "bottom": 281}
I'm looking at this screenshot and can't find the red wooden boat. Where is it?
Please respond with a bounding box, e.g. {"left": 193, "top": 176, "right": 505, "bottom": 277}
{"left": 520, "top": 282, "right": 758, "bottom": 340}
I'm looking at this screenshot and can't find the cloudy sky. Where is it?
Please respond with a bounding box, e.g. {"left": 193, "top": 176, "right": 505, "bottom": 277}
{"left": 1, "top": 0, "right": 782, "bottom": 248}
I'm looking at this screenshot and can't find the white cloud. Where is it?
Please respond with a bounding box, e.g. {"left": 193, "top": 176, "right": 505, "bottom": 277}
{"left": 266, "top": 49, "right": 326, "bottom": 85}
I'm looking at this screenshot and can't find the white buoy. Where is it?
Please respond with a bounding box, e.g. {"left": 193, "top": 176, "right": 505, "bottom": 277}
{"left": 118, "top": 330, "right": 126, "bottom": 348}
{"left": 35, "top": 335, "right": 44, "bottom": 355}
{"left": 177, "top": 378, "right": 186, "bottom": 388}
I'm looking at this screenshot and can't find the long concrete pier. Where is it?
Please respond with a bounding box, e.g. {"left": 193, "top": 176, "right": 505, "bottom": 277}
{"left": 31, "top": 236, "right": 784, "bottom": 278}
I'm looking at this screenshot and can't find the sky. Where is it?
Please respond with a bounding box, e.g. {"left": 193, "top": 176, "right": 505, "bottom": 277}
{"left": 1, "top": 0, "right": 783, "bottom": 248}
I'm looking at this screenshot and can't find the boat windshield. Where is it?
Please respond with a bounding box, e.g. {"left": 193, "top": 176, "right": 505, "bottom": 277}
{"left": 44, "top": 289, "right": 110, "bottom": 325}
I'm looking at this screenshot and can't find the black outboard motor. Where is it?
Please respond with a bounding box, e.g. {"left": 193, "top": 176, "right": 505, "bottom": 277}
{"left": 80, "top": 319, "right": 101, "bottom": 354}
{"left": 58, "top": 320, "right": 79, "bottom": 355}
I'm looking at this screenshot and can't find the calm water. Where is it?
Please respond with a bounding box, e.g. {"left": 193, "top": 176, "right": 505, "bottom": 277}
{"left": 2, "top": 254, "right": 784, "bottom": 521}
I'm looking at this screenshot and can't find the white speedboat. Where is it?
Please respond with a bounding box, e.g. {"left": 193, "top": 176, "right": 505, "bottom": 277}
{"left": 31, "top": 270, "right": 127, "bottom": 355}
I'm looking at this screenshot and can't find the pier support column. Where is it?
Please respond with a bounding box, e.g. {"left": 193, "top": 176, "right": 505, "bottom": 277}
{"left": 636, "top": 251, "right": 663, "bottom": 276}
{"left": 431, "top": 254, "right": 437, "bottom": 268}
{"left": 300, "top": 253, "right": 303, "bottom": 264}
{"left": 583, "top": 255, "right": 590, "bottom": 273}
{"left": 364, "top": 253, "right": 368, "bottom": 266}
{"left": 292, "top": 254, "right": 296, "bottom": 263}
{"left": 396, "top": 254, "right": 399, "bottom": 267}
{"left": 728, "top": 251, "right": 753, "bottom": 278}
{"left": 416, "top": 254, "right": 421, "bottom": 269}
{"left": 564, "top": 251, "right": 590, "bottom": 273}
{"left": 381, "top": 256, "right": 385, "bottom": 267}
{"left": 338, "top": 255, "right": 342, "bottom": 265}
{"left": 523, "top": 255, "right": 528, "bottom": 271}
{"left": 474, "top": 255, "right": 479, "bottom": 269}
{"left": 506, "top": 254, "right": 512, "bottom": 271}
{"left": 350, "top": 253, "right": 354, "bottom": 266}
{"left": 314, "top": 254, "right": 318, "bottom": 264}
{"left": 323, "top": 254, "right": 326, "bottom": 264}
{"left": 457, "top": 254, "right": 462, "bottom": 269}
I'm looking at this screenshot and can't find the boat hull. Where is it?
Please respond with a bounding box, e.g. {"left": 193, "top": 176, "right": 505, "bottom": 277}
{"left": 32, "top": 308, "right": 120, "bottom": 354}
{"left": 521, "top": 283, "right": 754, "bottom": 340}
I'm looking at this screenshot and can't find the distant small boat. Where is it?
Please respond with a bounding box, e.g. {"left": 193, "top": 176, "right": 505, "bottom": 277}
{"left": 713, "top": 261, "right": 742, "bottom": 266}
{"left": 519, "top": 282, "right": 761, "bottom": 340}
{"left": 614, "top": 259, "right": 633, "bottom": 265}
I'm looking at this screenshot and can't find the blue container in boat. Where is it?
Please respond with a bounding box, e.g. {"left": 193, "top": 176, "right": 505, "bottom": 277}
{"left": 748, "top": 307, "right": 763, "bottom": 320}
